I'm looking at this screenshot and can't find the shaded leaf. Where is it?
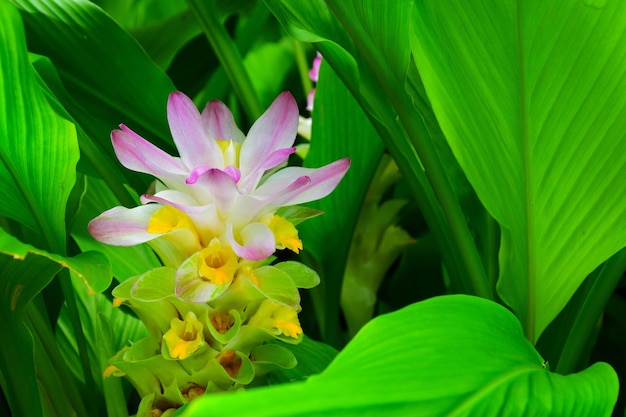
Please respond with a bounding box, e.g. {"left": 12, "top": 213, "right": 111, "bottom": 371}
{"left": 11, "top": 0, "right": 177, "bottom": 163}
{"left": 0, "top": 227, "right": 111, "bottom": 311}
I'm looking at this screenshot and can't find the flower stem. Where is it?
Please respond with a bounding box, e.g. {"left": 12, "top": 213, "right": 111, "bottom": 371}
{"left": 187, "top": 0, "right": 263, "bottom": 121}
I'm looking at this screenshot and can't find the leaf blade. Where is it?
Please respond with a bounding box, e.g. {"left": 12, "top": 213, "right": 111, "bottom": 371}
{"left": 411, "top": 0, "right": 626, "bottom": 340}
{"left": 180, "top": 295, "right": 618, "bottom": 416}
{"left": 0, "top": 0, "right": 78, "bottom": 251}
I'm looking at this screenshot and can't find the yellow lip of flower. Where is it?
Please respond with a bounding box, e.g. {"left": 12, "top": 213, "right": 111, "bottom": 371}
{"left": 147, "top": 205, "right": 200, "bottom": 241}
{"left": 163, "top": 311, "right": 205, "bottom": 360}
{"left": 262, "top": 214, "right": 303, "bottom": 253}
{"left": 248, "top": 299, "right": 303, "bottom": 338}
{"left": 198, "top": 238, "right": 238, "bottom": 285}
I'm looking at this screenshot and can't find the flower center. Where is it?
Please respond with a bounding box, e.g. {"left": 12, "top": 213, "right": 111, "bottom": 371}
{"left": 198, "top": 238, "right": 238, "bottom": 285}
{"left": 217, "top": 350, "right": 242, "bottom": 378}
{"left": 216, "top": 139, "right": 241, "bottom": 169}
{"left": 210, "top": 311, "right": 234, "bottom": 334}
{"left": 163, "top": 311, "right": 204, "bottom": 360}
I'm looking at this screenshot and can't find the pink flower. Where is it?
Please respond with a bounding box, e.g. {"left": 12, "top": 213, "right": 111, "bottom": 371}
{"left": 89, "top": 91, "right": 349, "bottom": 262}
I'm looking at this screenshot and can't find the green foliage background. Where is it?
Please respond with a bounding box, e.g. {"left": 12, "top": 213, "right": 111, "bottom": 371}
{"left": 0, "top": 0, "right": 624, "bottom": 416}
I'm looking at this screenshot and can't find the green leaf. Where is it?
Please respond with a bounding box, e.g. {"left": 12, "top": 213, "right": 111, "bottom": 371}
{"left": 0, "top": 0, "right": 78, "bottom": 252}
{"left": 266, "top": 0, "right": 493, "bottom": 299}
{"left": 55, "top": 273, "right": 147, "bottom": 417}
{"left": 11, "top": 0, "right": 177, "bottom": 165}
{"left": 0, "top": 227, "right": 111, "bottom": 311}
{"left": 244, "top": 39, "right": 295, "bottom": 110}
{"left": 267, "top": 336, "right": 338, "bottom": 385}
{"left": 298, "top": 60, "right": 385, "bottom": 345}
{"left": 411, "top": 0, "right": 626, "bottom": 341}
{"left": 274, "top": 261, "right": 320, "bottom": 290}
{"left": 0, "top": 251, "right": 66, "bottom": 417}
{"left": 326, "top": 0, "right": 410, "bottom": 83}
{"left": 181, "top": 295, "right": 618, "bottom": 416}
{"left": 132, "top": 9, "right": 201, "bottom": 70}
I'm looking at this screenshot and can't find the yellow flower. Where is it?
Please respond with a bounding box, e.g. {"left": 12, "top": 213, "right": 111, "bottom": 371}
{"left": 163, "top": 311, "right": 204, "bottom": 360}
{"left": 248, "top": 299, "right": 303, "bottom": 338}
{"left": 198, "top": 238, "right": 238, "bottom": 285}
{"left": 261, "top": 214, "right": 303, "bottom": 253}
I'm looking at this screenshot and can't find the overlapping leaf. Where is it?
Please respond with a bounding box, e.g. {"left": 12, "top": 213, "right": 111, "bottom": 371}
{"left": 11, "top": 0, "right": 178, "bottom": 163}
{"left": 0, "top": 228, "right": 111, "bottom": 313}
{"left": 0, "top": 1, "right": 78, "bottom": 251}
{"left": 411, "top": 0, "right": 626, "bottom": 341}
{"left": 298, "top": 61, "right": 384, "bottom": 344}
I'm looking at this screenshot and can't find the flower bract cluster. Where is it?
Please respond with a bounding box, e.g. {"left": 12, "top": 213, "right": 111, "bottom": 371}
{"left": 90, "top": 91, "right": 349, "bottom": 415}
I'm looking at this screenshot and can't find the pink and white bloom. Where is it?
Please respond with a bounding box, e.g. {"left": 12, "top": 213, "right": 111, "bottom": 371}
{"left": 89, "top": 91, "right": 349, "bottom": 262}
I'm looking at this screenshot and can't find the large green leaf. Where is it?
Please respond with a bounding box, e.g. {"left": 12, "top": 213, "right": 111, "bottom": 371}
{"left": 411, "top": 1, "right": 626, "bottom": 341}
{"left": 0, "top": 0, "right": 78, "bottom": 252}
{"left": 181, "top": 295, "right": 618, "bottom": 416}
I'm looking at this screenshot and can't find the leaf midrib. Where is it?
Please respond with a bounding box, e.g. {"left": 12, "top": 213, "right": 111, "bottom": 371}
{"left": 516, "top": 0, "right": 536, "bottom": 343}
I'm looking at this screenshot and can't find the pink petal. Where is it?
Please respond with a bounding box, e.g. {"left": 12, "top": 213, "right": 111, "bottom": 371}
{"left": 223, "top": 166, "right": 241, "bottom": 183}
{"left": 254, "top": 158, "right": 351, "bottom": 208}
{"left": 167, "top": 91, "right": 222, "bottom": 169}
{"left": 309, "top": 52, "right": 322, "bottom": 82}
{"left": 201, "top": 100, "right": 246, "bottom": 143}
{"left": 192, "top": 168, "right": 240, "bottom": 217}
{"left": 238, "top": 92, "right": 299, "bottom": 192}
{"left": 140, "top": 190, "right": 201, "bottom": 210}
{"left": 226, "top": 223, "right": 275, "bottom": 261}
{"left": 306, "top": 88, "right": 316, "bottom": 112}
{"left": 186, "top": 165, "right": 212, "bottom": 184}
{"left": 88, "top": 205, "right": 161, "bottom": 246}
{"left": 261, "top": 147, "right": 297, "bottom": 173}
{"left": 111, "top": 126, "right": 187, "bottom": 180}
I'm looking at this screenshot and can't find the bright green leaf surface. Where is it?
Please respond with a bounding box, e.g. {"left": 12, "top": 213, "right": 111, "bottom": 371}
{"left": 181, "top": 295, "right": 618, "bottom": 416}
{"left": 411, "top": 1, "right": 626, "bottom": 341}
{"left": 0, "top": 1, "right": 78, "bottom": 252}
